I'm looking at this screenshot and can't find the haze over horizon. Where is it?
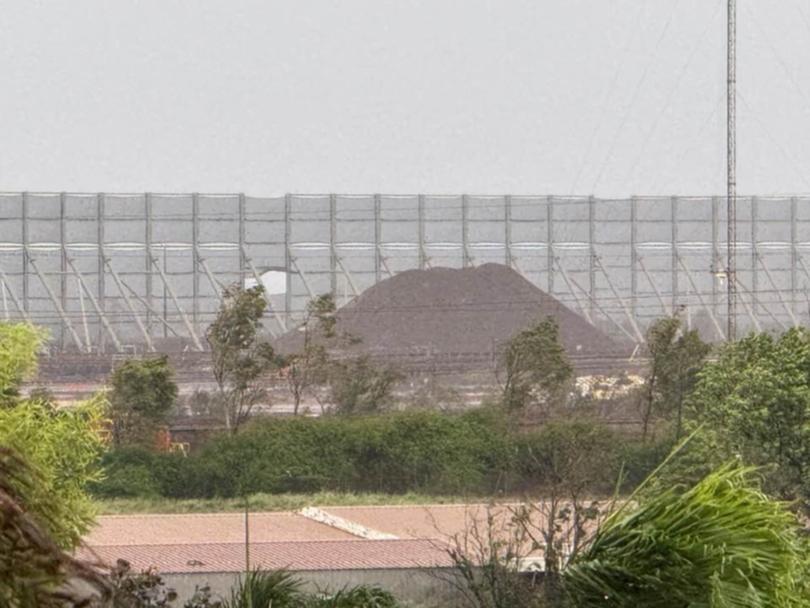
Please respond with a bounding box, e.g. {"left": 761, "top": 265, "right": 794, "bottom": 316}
{"left": 1, "top": 0, "right": 809, "bottom": 197}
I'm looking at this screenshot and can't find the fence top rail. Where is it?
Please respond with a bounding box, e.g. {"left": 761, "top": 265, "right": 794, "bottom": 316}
{"left": 2, "top": 192, "right": 810, "bottom": 202}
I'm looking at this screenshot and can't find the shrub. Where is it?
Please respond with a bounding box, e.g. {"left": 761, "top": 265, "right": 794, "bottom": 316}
{"left": 93, "top": 410, "right": 660, "bottom": 502}
{"left": 512, "top": 421, "right": 623, "bottom": 496}
{"left": 305, "top": 585, "right": 400, "bottom": 608}
{"left": 224, "top": 569, "right": 303, "bottom": 608}
{"left": 0, "top": 397, "right": 106, "bottom": 547}
{"left": 108, "top": 356, "right": 178, "bottom": 447}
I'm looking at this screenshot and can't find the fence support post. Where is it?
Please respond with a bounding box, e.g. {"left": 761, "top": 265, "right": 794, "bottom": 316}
{"left": 21, "top": 192, "right": 29, "bottom": 316}
{"left": 546, "top": 197, "right": 554, "bottom": 294}
{"left": 462, "top": 194, "right": 470, "bottom": 268}
{"left": 284, "top": 193, "right": 292, "bottom": 323}
{"left": 751, "top": 196, "right": 759, "bottom": 318}
{"left": 630, "top": 196, "right": 638, "bottom": 323}
{"left": 504, "top": 195, "right": 512, "bottom": 268}
{"left": 192, "top": 192, "right": 200, "bottom": 334}
{"left": 329, "top": 194, "right": 337, "bottom": 296}
{"left": 144, "top": 193, "right": 153, "bottom": 337}
{"left": 791, "top": 197, "right": 798, "bottom": 322}
{"left": 374, "top": 194, "right": 382, "bottom": 284}
{"left": 671, "top": 196, "right": 679, "bottom": 313}
{"left": 588, "top": 195, "right": 596, "bottom": 319}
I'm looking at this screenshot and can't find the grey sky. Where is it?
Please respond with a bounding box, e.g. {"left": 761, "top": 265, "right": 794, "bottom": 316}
{"left": 1, "top": 0, "right": 808, "bottom": 196}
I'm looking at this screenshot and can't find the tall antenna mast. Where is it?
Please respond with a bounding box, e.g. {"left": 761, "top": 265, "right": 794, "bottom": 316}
{"left": 727, "top": 0, "right": 737, "bottom": 340}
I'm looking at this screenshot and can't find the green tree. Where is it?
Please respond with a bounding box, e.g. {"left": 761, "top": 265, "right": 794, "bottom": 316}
{"left": 564, "top": 465, "right": 808, "bottom": 608}
{"left": 0, "top": 322, "right": 46, "bottom": 404}
{"left": 0, "top": 447, "right": 111, "bottom": 607}
{"left": 207, "top": 285, "right": 279, "bottom": 432}
{"left": 0, "top": 396, "right": 106, "bottom": 548}
{"left": 686, "top": 328, "right": 810, "bottom": 507}
{"left": 639, "top": 316, "right": 711, "bottom": 440}
{"left": 285, "top": 294, "right": 347, "bottom": 415}
{"left": 329, "top": 356, "right": 401, "bottom": 415}
{"left": 498, "top": 318, "right": 573, "bottom": 412}
{"left": 109, "top": 356, "right": 178, "bottom": 447}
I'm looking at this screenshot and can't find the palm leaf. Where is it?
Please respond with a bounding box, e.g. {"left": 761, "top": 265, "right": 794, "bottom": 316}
{"left": 564, "top": 465, "right": 807, "bottom": 608}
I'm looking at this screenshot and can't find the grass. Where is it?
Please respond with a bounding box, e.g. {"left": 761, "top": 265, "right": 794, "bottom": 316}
{"left": 94, "top": 491, "right": 476, "bottom": 514}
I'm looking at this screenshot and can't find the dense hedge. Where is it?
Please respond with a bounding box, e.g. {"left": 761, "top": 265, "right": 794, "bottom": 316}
{"left": 92, "top": 409, "right": 669, "bottom": 499}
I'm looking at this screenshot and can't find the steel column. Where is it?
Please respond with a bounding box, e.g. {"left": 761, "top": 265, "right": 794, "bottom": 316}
{"left": 21, "top": 192, "right": 28, "bottom": 315}
{"left": 329, "top": 194, "right": 337, "bottom": 295}
{"left": 671, "top": 196, "right": 679, "bottom": 313}
{"left": 239, "top": 193, "right": 247, "bottom": 287}
{"left": 751, "top": 196, "right": 758, "bottom": 317}
{"left": 417, "top": 194, "right": 426, "bottom": 270}
{"left": 461, "top": 194, "right": 470, "bottom": 267}
{"left": 144, "top": 193, "right": 153, "bottom": 336}
{"left": 59, "top": 192, "right": 67, "bottom": 350}
{"left": 97, "top": 193, "right": 106, "bottom": 352}
{"left": 284, "top": 193, "right": 292, "bottom": 321}
{"left": 77, "top": 276, "right": 91, "bottom": 351}
{"left": 192, "top": 192, "right": 200, "bottom": 332}
{"left": 791, "top": 197, "right": 798, "bottom": 321}
{"left": 588, "top": 195, "right": 596, "bottom": 319}
{"left": 547, "top": 197, "right": 554, "bottom": 294}
{"left": 630, "top": 196, "right": 638, "bottom": 321}
{"left": 504, "top": 195, "right": 512, "bottom": 268}
{"left": 712, "top": 196, "right": 720, "bottom": 323}
{"left": 374, "top": 193, "right": 382, "bottom": 284}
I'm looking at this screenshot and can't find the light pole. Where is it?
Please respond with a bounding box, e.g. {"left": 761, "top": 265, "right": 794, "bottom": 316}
{"left": 726, "top": 0, "right": 737, "bottom": 341}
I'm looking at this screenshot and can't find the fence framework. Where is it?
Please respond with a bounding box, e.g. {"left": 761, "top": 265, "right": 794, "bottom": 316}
{"left": 0, "top": 192, "right": 807, "bottom": 353}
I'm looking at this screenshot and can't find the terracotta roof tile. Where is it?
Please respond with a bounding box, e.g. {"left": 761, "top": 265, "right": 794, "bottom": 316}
{"left": 85, "top": 512, "right": 354, "bottom": 546}
{"left": 321, "top": 504, "right": 521, "bottom": 540}
{"left": 80, "top": 505, "right": 566, "bottom": 574}
{"left": 78, "top": 540, "right": 452, "bottom": 574}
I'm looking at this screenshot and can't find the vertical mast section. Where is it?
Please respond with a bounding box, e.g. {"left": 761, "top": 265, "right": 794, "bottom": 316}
{"left": 727, "top": 0, "right": 737, "bottom": 340}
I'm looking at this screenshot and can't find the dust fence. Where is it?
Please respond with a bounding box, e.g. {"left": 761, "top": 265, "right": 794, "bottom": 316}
{"left": 0, "top": 192, "right": 806, "bottom": 353}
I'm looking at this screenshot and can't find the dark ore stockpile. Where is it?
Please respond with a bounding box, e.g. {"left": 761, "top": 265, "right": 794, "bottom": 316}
{"left": 276, "top": 264, "right": 628, "bottom": 370}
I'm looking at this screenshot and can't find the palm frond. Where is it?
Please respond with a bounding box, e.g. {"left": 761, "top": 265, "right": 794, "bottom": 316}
{"left": 564, "top": 465, "right": 807, "bottom": 608}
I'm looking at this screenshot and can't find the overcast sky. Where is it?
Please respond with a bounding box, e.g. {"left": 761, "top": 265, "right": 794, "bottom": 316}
{"left": 1, "top": 0, "right": 809, "bottom": 197}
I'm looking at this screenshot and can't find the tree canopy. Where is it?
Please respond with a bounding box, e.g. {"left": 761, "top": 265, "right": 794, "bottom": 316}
{"left": 0, "top": 322, "right": 46, "bottom": 403}
{"left": 499, "top": 317, "right": 573, "bottom": 412}
{"left": 686, "top": 328, "right": 810, "bottom": 508}
{"left": 207, "top": 285, "right": 279, "bottom": 431}
{"left": 109, "top": 356, "right": 178, "bottom": 447}
{"left": 640, "top": 316, "right": 711, "bottom": 439}
{"left": 0, "top": 395, "right": 106, "bottom": 548}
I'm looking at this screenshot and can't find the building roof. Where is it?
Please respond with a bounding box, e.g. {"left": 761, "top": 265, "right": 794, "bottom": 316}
{"left": 79, "top": 504, "right": 546, "bottom": 575}
{"left": 321, "top": 504, "right": 510, "bottom": 540}
{"left": 79, "top": 539, "right": 451, "bottom": 574}
{"left": 84, "top": 512, "right": 355, "bottom": 546}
